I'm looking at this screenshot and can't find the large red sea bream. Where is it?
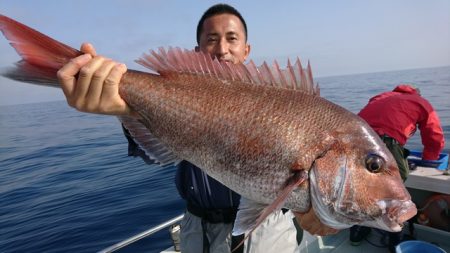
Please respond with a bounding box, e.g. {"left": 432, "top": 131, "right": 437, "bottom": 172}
{"left": 0, "top": 14, "right": 416, "bottom": 236}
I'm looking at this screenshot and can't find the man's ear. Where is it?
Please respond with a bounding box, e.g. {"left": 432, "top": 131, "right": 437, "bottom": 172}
{"left": 195, "top": 46, "right": 200, "bottom": 52}
{"left": 244, "top": 44, "right": 251, "bottom": 61}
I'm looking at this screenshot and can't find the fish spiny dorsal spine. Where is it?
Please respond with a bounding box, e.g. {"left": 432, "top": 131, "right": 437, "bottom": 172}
{"left": 136, "top": 47, "right": 320, "bottom": 96}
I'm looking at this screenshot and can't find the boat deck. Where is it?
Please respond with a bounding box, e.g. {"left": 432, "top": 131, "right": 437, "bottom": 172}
{"left": 405, "top": 166, "right": 450, "bottom": 195}
{"left": 162, "top": 224, "right": 449, "bottom": 252}
{"left": 299, "top": 224, "right": 449, "bottom": 253}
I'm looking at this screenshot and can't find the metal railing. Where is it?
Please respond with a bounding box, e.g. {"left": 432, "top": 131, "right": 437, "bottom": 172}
{"left": 98, "top": 214, "right": 184, "bottom": 253}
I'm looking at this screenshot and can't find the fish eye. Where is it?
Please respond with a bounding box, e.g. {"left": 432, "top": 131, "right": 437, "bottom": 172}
{"left": 365, "top": 154, "right": 385, "bottom": 173}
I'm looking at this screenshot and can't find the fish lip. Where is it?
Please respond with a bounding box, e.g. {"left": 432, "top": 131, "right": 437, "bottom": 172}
{"left": 377, "top": 199, "right": 417, "bottom": 231}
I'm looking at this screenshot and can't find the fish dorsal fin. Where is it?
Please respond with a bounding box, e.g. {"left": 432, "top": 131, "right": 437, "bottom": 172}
{"left": 136, "top": 47, "right": 320, "bottom": 96}
{"left": 118, "top": 116, "right": 180, "bottom": 167}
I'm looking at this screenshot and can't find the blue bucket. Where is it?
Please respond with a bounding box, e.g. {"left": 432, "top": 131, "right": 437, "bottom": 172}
{"left": 396, "top": 240, "right": 446, "bottom": 253}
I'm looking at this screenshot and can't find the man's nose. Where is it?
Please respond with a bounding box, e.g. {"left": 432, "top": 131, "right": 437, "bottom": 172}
{"left": 216, "top": 39, "right": 229, "bottom": 56}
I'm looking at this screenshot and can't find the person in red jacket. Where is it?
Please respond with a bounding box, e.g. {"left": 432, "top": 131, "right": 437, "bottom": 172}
{"left": 358, "top": 84, "right": 444, "bottom": 179}
{"left": 351, "top": 84, "right": 445, "bottom": 252}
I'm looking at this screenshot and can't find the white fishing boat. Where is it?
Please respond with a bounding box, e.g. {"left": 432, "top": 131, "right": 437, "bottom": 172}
{"left": 99, "top": 152, "right": 450, "bottom": 253}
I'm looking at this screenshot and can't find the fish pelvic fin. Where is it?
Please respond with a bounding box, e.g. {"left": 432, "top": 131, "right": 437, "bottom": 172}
{"left": 137, "top": 47, "right": 320, "bottom": 96}
{"left": 232, "top": 170, "right": 308, "bottom": 251}
{"left": 292, "top": 209, "right": 339, "bottom": 236}
{"left": 0, "top": 14, "right": 81, "bottom": 86}
{"left": 119, "top": 116, "right": 180, "bottom": 167}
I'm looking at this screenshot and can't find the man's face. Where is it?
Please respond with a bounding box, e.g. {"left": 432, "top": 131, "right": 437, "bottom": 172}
{"left": 197, "top": 13, "right": 250, "bottom": 64}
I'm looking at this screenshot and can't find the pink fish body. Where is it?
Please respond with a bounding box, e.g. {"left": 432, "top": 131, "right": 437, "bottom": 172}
{"left": 0, "top": 14, "right": 417, "bottom": 234}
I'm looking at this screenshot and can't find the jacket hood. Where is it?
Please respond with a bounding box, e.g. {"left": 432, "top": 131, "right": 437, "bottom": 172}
{"left": 392, "top": 84, "right": 420, "bottom": 95}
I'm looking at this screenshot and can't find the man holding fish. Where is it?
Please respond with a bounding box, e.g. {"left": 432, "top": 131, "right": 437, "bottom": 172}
{"left": 56, "top": 3, "right": 308, "bottom": 253}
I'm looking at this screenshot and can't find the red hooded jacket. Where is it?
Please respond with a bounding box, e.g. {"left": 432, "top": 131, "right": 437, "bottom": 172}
{"left": 358, "top": 84, "right": 444, "bottom": 160}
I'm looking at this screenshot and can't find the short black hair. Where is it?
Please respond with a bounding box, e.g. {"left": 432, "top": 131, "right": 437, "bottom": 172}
{"left": 196, "top": 3, "right": 248, "bottom": 44}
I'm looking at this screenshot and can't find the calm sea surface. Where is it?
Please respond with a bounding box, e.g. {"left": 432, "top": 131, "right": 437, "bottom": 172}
{"left": 0, "top": 66, "right": 449, "bottom": 253}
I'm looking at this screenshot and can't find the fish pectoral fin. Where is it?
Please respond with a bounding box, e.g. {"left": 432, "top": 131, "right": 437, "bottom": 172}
{"left": 232, "top": 170, "right": 308, "bottom": 249}
{"left": 232, "top": 197, "right": 266, "bottom": 236}
{"left": 119, "top": 116, "right": 181, "bottom": 167}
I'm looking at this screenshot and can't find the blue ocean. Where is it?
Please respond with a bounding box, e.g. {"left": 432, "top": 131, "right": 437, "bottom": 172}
{"left": 0, "top": 66, "right": 449, "bottom": 253}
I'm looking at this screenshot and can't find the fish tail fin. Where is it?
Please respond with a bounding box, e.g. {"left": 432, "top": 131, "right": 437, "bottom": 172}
{"left": 0, "top": 14, "right": 82, "bottom": 87}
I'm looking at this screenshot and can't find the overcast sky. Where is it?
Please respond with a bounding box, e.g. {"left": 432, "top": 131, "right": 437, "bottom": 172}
{"left": 0, "top": 0, "right": 449, "bottom": 106}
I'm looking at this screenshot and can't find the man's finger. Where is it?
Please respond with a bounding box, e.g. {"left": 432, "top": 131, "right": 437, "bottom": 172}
{"left": 80, "top": 42, "right": 97, "bottom": 56}
{"left": 84, "top": 59, "right": 116, "bottom": 111}
{"left": 100, "top": 63, "right": 128, "bottom": 114}
{"left": 57, "top": 53, "right": 92, "bottom": 99}
{"left": 73, "top": 56, "right": 107, "bottom": 108}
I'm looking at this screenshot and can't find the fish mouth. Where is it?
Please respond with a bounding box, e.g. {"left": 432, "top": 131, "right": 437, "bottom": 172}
{"left": 373, "top": 199, "right": 417, "bottom": 231}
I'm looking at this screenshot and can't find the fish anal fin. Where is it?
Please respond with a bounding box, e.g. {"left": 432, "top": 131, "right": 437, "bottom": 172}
{"left": 232, "top": 170, "right": 308, "bottom": 251}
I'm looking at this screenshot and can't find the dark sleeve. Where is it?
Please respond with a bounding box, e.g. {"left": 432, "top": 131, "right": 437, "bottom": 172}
{"left": 175, "top": 161, "right": 240, "bottom": 209}
{"left": 175, "top": 161, "right": 188, "bottom": 200}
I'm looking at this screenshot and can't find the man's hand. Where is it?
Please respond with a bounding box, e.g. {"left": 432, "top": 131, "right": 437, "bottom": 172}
{"left": 293, "top": 208, "right": 339, "bottom": 236}
{"left": 57, "top": 43, "right": 134, "bottom": 116}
